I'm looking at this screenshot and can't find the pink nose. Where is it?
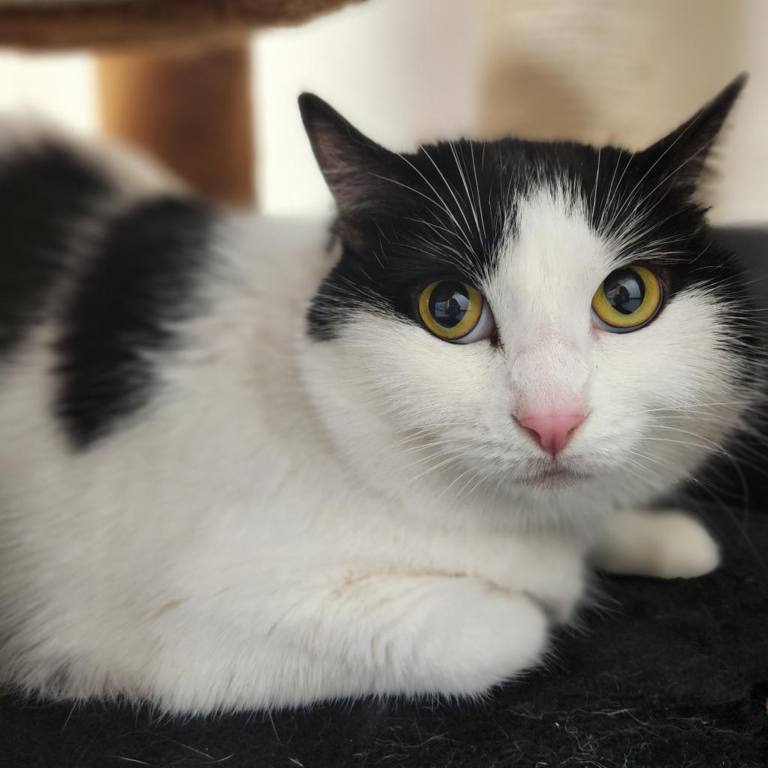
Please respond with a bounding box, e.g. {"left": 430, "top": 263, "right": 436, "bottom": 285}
{"left": 517, "top": 412, "right": 586, "bottom": 457}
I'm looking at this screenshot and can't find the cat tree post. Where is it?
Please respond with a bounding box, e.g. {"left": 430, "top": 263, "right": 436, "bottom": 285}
{"left": 97, "top": 36, "right": 255, "bottom": 206}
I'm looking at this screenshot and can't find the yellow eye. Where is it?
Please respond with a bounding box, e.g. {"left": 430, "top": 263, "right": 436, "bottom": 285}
{"left": 591, "top": 265, "right": 664, "bottom": 332}
{"left": 417, "top": 280, "right": 489, "bottom": 342}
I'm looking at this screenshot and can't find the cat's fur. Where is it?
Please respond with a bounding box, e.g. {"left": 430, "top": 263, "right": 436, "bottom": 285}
{"left": 0, "top": 76, "right": 758, "bottom": 714}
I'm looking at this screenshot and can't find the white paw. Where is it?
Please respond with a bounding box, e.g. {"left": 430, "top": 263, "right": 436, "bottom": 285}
{"left": 592, "top": 508, "right": 720, "bottom": 579}
{"left": 646, "top": 512, "right": 720, "bottom": 579}
{"left": 407, "top": 580, "right": 549, "bottom": 696}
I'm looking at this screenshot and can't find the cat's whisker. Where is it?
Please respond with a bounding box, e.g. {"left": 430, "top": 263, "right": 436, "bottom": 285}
{"left": 439, "top": 465, "right": 485, "bottom": 506}
{"left": 638, "top": 400, "right": 757, "bottom": 414}
{"left": 456, "top": 468, "right": 495, "bottom": 505}
{"left": 649, "top": 422, "right": 762, "bottom": 483}
{"left": 404, "top": 450, "right": 467, "bottom": 487}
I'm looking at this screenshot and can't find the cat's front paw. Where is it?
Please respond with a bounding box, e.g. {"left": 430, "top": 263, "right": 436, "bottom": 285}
{"left": 381, "top": 577, "right": 549, "bottom": 697}
{"left": 647, "top": 511, "right": 720, "bottom": 578}
{"left": 592, "top": 508, "right": 720, "bottom": 579}
{"left": 427, "top": 585, "right": 549, "bottom": 694}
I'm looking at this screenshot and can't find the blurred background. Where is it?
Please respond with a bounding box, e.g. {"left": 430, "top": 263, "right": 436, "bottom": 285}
{"left": 0, "top": 0, "right": 764, "bottom": 223}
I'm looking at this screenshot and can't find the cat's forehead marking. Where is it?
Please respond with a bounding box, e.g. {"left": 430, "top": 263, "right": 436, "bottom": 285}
{"left": 487, "top": 184, "right": 613, "bottom": 326}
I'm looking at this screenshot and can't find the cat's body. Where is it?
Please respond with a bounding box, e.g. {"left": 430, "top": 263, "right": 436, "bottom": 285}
{"left": 0, "top": 78, "right": 758, "bottom": 713}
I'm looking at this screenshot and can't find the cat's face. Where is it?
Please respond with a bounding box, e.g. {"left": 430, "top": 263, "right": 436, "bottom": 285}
{"left": 299, "top": 77, "right": 758, "bottom": 519}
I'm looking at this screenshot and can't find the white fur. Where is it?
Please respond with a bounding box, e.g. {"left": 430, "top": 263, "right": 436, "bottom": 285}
{"left": 0, "top": 145, "right": 749, "bottom": 713}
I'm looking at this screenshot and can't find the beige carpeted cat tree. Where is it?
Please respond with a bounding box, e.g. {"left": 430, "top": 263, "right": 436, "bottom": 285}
{"left": 0, "top": 0, "right": 364, "bottom": 205}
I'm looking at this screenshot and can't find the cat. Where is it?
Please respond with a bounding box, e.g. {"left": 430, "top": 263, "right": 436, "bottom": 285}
{"left": 0, "top": 74, "right": 758, "bottom": 714}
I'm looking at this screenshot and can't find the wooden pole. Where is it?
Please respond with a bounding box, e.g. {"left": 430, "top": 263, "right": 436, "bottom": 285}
{"left": 97, "top": 36, "right": 255, "bottom": 207}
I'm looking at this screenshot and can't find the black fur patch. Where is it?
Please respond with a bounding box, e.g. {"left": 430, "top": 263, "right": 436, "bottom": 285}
{"left": 56, "top": 197, "right": 214, "bottom": 448}
{"left": 0, "top": 142, "right": 113, "bottom": 356}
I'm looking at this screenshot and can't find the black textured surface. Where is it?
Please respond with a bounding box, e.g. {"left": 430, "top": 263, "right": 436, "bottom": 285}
{"left": 1, "top": 506, "right": 766, "bottom": 767}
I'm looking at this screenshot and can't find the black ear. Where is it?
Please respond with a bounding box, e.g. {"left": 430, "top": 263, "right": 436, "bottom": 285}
{"left": 299, "top": 93, "right": 409, "bottom": 216}
{"left": 639, "top": 73, "right": 747, "bottom": 194}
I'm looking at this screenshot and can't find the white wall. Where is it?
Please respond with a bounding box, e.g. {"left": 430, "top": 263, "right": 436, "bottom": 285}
{"left": 728, "top": 0, "right": 768, "bottom": 223}
{"left": 477, "top": 0, "right": 768, "bottom": 224}
{"left": 254, "top": 0, "right": 479, "bottom": 215}
{"left": 0, "top": 50, "right": 96, "bottom": 132}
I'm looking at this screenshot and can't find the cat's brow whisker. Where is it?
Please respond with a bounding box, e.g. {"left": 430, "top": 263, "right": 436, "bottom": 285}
{"left": 394, "top": 151, "right": 475, "bottom": 250}
{"left": 467, "top": 143, "right": 487, "bottom": 249}
{"left": 596, "top": 150, "right": 626, "bottom": 235}
{"left": 373, "top": 167, "right": 474, "bottom": 253}
{"left": 591, "top": 147, "right": 602, "bottom": 227}
{"left": 421, "top": 147, "right": 476, "bottom": 250}
{"left": 609, "top": 212, "right": 690, "bottom": 260}
{"left": 449, "top": 141, "right": 484, "bottom": 250}
{"left": 599, "top": 151, "right": 636, "bottom": 237}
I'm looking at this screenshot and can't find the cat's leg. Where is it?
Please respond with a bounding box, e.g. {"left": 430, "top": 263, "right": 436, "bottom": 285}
{"left": 590, "top": 509, "right": 720, "bottom": 579}
{"left": 145, "top": 573, "right": 551, "bottom": 710}
{"left": 131, "top": 572, "right": 550, "bottom": 711}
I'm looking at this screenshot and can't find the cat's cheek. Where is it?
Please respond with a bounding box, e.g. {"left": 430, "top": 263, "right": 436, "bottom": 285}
{"left": 586, "top": 290, "right": 748, "bottom": 491}
{"left": 589, "top": 293, "right": 733, "bottom": 414}
{"left": 360, "top": 320, "right": 505, "bottom": 429}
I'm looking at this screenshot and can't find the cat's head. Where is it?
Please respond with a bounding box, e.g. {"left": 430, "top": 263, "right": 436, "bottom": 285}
{"left": 298, "top": 76, "right": 760, "bottom": 524}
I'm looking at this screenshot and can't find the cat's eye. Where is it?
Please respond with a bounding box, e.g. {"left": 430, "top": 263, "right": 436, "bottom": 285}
{"left": 591, "top": 266, "right": 665, "bottom": 333}
{"left": 417, "top": 280, "right": 494, "bottom": 343}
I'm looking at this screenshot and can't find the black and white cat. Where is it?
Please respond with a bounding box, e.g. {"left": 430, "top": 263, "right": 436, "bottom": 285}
{"left": 0, "top": 76, "right": 758, "bottom": 713}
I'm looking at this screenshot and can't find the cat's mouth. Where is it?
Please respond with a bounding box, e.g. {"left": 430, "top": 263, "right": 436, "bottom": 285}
{"left": 515, "top": 466, "right": 592, "bottom": 488}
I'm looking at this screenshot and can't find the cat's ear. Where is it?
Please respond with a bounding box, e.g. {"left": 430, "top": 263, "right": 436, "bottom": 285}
{"left": 299, "top": 93, "right": 406, "bottom": 215}
{"left": 638, "top": 74, "right": 747, "bottom": 194}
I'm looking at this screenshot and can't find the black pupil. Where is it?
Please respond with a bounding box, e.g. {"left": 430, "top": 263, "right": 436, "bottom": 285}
{"left": 429, "top": 282, "right": 470, "bottom": 327}
{"left": 604, "top": 269, "right": 645, "bottom": 315}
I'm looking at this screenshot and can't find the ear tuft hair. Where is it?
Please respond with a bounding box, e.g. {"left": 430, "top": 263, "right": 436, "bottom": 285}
{"left": 639, "top": 73, "right": 747, "bottom": 194}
